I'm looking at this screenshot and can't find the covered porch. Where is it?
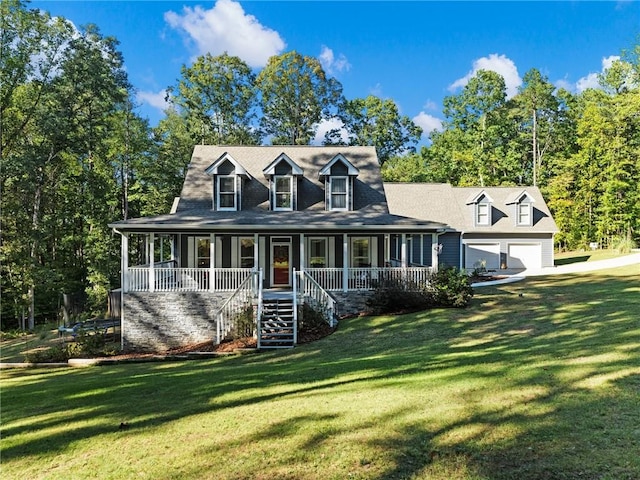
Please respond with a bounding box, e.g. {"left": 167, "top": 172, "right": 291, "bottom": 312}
{"left": 118, "top": 230, "right": 444, "bottom": 293}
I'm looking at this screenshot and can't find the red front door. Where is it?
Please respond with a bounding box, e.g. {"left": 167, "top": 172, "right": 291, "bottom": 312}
{"left": 272, "top": 243, "right": 290, "bottom": 286}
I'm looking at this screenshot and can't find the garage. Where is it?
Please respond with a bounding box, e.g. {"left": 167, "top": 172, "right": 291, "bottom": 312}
{"left": 508, "top": 243, "right": 542, "bottom": 269}
{"left": 465, "top": 243, "right": 500, "bottom": 270}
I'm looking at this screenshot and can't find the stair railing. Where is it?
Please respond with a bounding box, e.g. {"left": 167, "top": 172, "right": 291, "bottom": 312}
{"left": 299, "top": 270, "right": 338, "bottom": 327}
{"left": 292, "top": 268, "right": 298, "bottom": 345}
{"left": 216, "top": 268, "right": 260, "bottom": 344}
{"left": 256, "top": 268, "right": 264, "bottom": 349}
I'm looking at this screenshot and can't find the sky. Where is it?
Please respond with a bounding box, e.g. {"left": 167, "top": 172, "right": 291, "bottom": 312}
{"left": 31, "top": 0, "right": 640, "bottom": 144}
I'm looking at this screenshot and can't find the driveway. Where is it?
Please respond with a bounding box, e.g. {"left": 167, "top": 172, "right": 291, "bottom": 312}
{"left": 472, "top": 250, "right": 640, "bottom": 287}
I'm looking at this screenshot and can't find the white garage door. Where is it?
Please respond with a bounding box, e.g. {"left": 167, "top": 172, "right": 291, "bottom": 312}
{"left": 508, "top": 244, "right": 542, "bottom": 269}
{"left": 465, "top": 243, "right": 500, "bottom": 270}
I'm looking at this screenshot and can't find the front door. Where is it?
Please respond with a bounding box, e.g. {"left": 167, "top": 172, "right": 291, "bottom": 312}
{"left": 271, "top": 239, "right": 291, "bottom": 286}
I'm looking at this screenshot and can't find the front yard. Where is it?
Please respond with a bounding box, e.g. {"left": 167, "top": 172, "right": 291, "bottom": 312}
{"left": 1, "top": 264, "right": 639, "bottom": 479}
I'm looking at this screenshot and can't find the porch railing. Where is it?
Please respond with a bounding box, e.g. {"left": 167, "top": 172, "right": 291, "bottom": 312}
{"left": 126, "top": 267, "right": 253, "bottom": 292}
{"left": 305, "top": 267, "right": 434, "bottom": 292}
{"left": 297, "top": 270, "right": 338, "bottom": 327}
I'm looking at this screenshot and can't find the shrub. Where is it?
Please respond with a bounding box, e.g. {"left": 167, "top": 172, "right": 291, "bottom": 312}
{"left": 366, "top": 267, "right": 473, "bottom": 314}
{"left": 231, "top": 304, "right": 255, "bottom": 339}
{"left": 426, "top": 266, "right": 474, "bottom": 308}
{"left": 366, "top": 278, "right": 430, "bottom": 315}
{"left": 611, "top": 235, "right": 637, "bottom": 254}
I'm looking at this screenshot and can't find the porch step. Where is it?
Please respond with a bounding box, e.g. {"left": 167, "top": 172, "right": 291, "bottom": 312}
{"left": 259, "top": 298, "right": 295, "bottom": 349}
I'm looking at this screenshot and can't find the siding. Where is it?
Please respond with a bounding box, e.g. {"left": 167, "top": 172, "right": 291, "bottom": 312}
{"left": 438, "top": 232, "right": 461, "bottom": 268}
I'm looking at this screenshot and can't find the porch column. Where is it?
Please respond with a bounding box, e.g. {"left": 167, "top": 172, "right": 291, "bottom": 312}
{"left": 149, "top": 233, "right": 155, "bottom": 292}
{"left": 121, "top": 232, "right": 129, "bottom": 293}
{"left": 343, "top": 233, "right": 348, "bottom": 293}
{"left": 299, "top": 233, "right": 305, "bottom": 272}
{"left": 209, "top": 233, "right": 215, "bottom": 292}
{"left": 431, "top": 233, "right": 438, "bottom": 270}
{"left": 401, "top": 233, "right": 407, "bottom": 268}
{"left": 384, "top": 234, "right": 390, "bottom": 266}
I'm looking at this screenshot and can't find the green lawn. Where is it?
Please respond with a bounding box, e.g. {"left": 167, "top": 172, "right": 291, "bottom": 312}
{"left": 2, "top": 265, "right": 639, "bottom": 480}
{"left": 554, "top": 248, "right": 631, "bottom": 265}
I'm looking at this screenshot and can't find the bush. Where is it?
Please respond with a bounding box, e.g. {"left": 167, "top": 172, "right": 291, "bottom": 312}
{"left": 231, "top": 304, "right": 255, "bottom": 339}
{"left": 366, "top": 267, "right": 473, "bottom": 315}
{"left": 366, "top": 279, "right": 431, "bottom": 315}
{"left": 427, "top": 266, "right": 474, "bottom": 308}
{"left": 611, "top": 235, "right": 637, "bottom": 254}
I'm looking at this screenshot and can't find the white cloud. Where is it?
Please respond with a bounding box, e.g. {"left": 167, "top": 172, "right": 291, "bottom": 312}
{"left": 554, "top": 78, "right": 574, "bottom": 92}
{"left": 312, "top": 117, "right": 349, "bottom": 146}
{"left": 318, "top": 45, "right": 351, "bottom": 75}
{"left": 136, "top": 89, "right": 169, "bottom": 112}
{"left": 449, "top": 53, "right": 522, "bottom": 98}
{"left": 575, "top": 55, "right": 620, "bottom": 93}
{"left": 413, "top": 112, "right": 443, "bottom": 138}
{"left": 164, "top": 0, "right": 285, "bottom": 68}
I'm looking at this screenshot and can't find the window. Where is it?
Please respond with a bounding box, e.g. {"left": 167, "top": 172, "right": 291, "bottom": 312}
{"left": 476, "top": 202, "right": 490, "bottom": 226}
{"left": 217, "top": 176, "right": 236, "bottom": 211}
{"left": 239, "top": 237, "right": 255, "bottom": 268}
{"left": 274, "top": 175, "right": 292, "bottom": 210}
{"left": 351, "top": 237, "right": 370, "bottom": 267}
{"left": 517, "top": 202, "right": 531, "bottom": 225}
{"left": 197, "top": 238, "right": 210, "bottom": 268}
{"left": 308, "top": 238, "right": 327, "bottom": 268}
{"left": 330, "top": 177, "right": 348, "bottom": 210}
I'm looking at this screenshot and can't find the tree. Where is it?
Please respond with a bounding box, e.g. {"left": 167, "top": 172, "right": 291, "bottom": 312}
{"left": 256, "top": 51, "right": 343, "bottom": 145}
{"left": 168, "top": 53, "right": 260, "bottom": 145}
{"left": 511, "top": 69, "right": 560, "bottom": 186}
{"left": 326, "top": 95, "right": 422, "bottom": 164}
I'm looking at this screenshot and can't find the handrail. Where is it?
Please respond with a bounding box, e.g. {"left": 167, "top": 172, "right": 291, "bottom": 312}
{"left": 305, "top": 267, "right": 433, "bottom": 291}
{"left": 292, "top": 268, "right": 298, "bottom": 344}
{"left": 299, "top": 270, "right": 338, "bottom": 328}
{"left": 256, "top": 268, "right": 263, "bottom": 349}
{"left": 215, "top": 270, "right": 256, "bottom": 344}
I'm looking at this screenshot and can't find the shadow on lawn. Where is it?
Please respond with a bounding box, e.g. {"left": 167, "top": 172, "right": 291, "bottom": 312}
{"left": 1, "top": 271, "right": 639, "bottom": 479}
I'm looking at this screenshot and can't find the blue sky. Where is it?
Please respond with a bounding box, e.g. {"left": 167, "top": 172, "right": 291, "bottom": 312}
{"left": 32, "top": 1, "right": 640, "bottom": 143}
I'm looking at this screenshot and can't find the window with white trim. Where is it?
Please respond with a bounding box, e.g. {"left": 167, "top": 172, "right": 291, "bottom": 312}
{"left": 351, "top": 237, "right": 370, "bottom": 267}
{"left": 308, "top": 237, "right": 327, "bottom": 268}
{"left": 517, "top": 202, "right": 531, "bottom": 226}
{"left": 217, "top": 176, "right": 236, "bottom": 211}
{"left": 329, "top": 177, "right": 348, "bottom": 210}
{"left": 476, "top": 202, "right": 490, "bottom": 226}
{"left": 239, "top": 237, "right": 255, "bottom": 268}
{"left": 197, "top": 237, "right": 210, "bottom": 268}
{"left": 273, "top": 175, "right": 292, "bottom": 210}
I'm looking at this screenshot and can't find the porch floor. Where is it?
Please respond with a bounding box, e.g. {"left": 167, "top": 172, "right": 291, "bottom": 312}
{"left": 262, "top": 289, "right": 295, "bottom": 300}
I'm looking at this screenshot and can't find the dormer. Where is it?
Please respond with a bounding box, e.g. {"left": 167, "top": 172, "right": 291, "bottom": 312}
{"left": 506, "top": 190, "right": 535, "bottom": 226}
{"left": 263, "top": 153, "right": 303, "bottom": 211}
{"left": 319, "top": 154, "right": 359, "bottom": 211}
{"left": 205, "top": 153, "right": 252, "bottom": 211}
{"left": 466, "top": 190, "right": 493, "bottom": 227}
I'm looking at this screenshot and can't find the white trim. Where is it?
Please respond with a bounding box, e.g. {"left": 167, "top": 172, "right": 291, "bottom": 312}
{"left": 328, "top": 176, "right": 349, "bottom": 211}
{"left": 272, "top": 175, "right": 293, "bottom": 211}
{"left": 318, "top": 153, "right": 359, "bottom": 176}
{"left": 217, "top": 175, "right": 237, "bottom": 211}
{"left": 271, "top": 236, "right": 292, "bottom": 287}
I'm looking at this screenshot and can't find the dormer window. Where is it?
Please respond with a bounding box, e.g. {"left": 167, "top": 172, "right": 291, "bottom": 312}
{"left": 507, "top": 190, "right": 535, "bottom": 226}
{"left": 217, "top": 176, "right": 236, "bottom": 210}
{"left": 329, "top": 177, "right": 348, "bottom": 210}
{"left": 274, "top": 175, "right": 292, "bottom": 211}
{"left": 205, "top": 152, "right": 252, "bottom": 212}
{"left": 476, "top": 201, "right": 490, "bottom": 225}
{"left": 263, "top": 153, "right": 303, "bottom": 211}
{"left": 467, "top": 190, "right": 494, "bottom": 227}
{"left": 320, "top": 154, "right": 359, "bottom": 211}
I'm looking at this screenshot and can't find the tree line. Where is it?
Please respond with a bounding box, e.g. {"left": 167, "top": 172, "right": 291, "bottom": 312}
{"left": 1, "top": 0, "right": 638, "bottom": 328}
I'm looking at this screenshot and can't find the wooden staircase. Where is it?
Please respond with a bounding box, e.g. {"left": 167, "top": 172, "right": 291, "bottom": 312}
{"left": 259, "top": 296, "right": 296, "bottom": 348}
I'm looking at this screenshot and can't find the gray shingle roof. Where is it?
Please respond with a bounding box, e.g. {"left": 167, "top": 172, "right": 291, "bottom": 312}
{"left": 109, "top": 146, "right": 449, "bottom": 232}
{"left": 384, "top": 183, "right": 558, "bottom": 234}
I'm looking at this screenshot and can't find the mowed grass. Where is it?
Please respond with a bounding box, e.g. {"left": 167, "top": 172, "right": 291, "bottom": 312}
{"left": 1, "top": 266, "right": 639, "bottom": 480}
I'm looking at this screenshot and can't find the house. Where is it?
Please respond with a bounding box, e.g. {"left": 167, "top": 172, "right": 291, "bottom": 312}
{"left": 109, "top": 146, "right": 450, "bottom": 352}
{"left": 383, "top": 183, "right": 558, "bottom": 271}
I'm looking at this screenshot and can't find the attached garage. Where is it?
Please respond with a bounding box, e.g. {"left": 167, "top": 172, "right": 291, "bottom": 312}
{"left": 508, "top": 243, "right": 542, "bottom": 269}
{"left": 465, "top": 243, "right": 500, "bottom": 270}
